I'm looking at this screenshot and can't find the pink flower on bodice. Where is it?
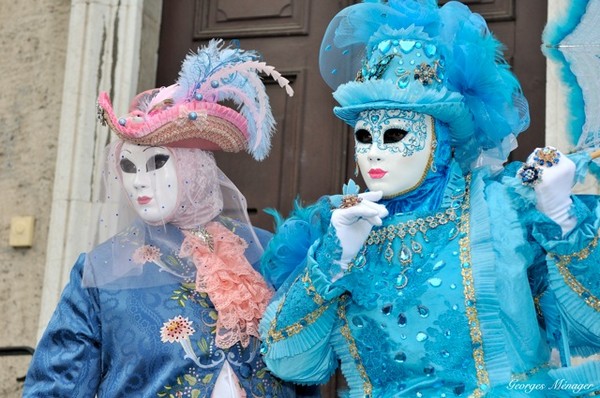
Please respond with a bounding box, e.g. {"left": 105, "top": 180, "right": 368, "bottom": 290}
{"left": 160, "top": 315, "right": 195, "bottom": 343}
{"left": 132, "top": 245, "right": 161, "bottom": 264}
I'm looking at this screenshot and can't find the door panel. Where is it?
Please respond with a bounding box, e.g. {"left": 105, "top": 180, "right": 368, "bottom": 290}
{"left": 449, "top": 0, "right": 515, "bottom": 21}
{"left": 193, "top": 0, "right": 310, "bottom": 38}
{"left": 158, "top": 0, "right": 349, "bottom": 231}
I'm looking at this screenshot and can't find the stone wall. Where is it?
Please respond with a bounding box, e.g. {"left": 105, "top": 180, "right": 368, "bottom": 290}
{"left": 0, "top": 0, "right": 162, "bottom": 396}
{"left": 0, "top": 1, "right": 70, "bottom": 395}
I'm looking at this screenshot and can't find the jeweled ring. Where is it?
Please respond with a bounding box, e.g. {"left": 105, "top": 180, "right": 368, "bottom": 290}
{"left": 340, "top": 194, "right": 363, "bottom": 209}
{"left": 518, "top": 163, "right": 544, "bottom": 187}
{"left": 533, "top": 146, "right": 561, "bottom": 167}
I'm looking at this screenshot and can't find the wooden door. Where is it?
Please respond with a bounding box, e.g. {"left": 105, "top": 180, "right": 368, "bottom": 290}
{"left": 157, "top": 1, "right": 547, "bottom": 397}
{"left": 157, "top": 0, "right": 352, "bottom": 231}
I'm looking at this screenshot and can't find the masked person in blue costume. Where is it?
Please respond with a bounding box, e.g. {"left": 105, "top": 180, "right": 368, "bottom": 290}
{"left": 259, "top": 1, "right": 600, "bottom": 397}
{"left": 22, "top": 40, "right": 318, "bottom": 398}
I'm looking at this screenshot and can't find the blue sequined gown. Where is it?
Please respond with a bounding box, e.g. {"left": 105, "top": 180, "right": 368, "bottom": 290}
{"left": 260, "top": 161, "right": 600, "bottom": 397}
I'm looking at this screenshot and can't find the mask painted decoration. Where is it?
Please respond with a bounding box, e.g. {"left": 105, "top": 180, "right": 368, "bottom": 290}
{"left": 354, "top": 109, "right": 434, "bottom": 198}
{"left": 118, "top": 142, "right": 179, "bottom": 224}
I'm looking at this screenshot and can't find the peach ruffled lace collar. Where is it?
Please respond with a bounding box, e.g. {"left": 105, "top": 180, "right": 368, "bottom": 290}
{"left": 179, "top": 221, "right": 273, "bottom": 349}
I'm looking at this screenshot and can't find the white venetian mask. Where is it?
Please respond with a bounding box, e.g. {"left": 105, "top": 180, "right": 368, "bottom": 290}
{"left": 354, "top": 109, "right": 434, "bottom": 198}
{"left": 118, "top": 142, "right": 179, "bottom": 224}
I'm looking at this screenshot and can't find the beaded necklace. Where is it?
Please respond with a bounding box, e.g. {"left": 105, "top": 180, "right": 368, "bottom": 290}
{"left": 349, "top": 174, "right": 470, "bottom": 290}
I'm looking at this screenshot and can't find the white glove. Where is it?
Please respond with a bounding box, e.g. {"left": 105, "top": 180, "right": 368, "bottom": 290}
{"left": 525, "top": 147, "right": 577, "bottom": 236}
{"left": 331, "top": 191, "right": 389, "bottom": 269}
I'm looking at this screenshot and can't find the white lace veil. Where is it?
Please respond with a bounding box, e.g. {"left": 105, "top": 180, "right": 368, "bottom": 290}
{"left": 83, "top": 140, "right": 265, "bottom": 289}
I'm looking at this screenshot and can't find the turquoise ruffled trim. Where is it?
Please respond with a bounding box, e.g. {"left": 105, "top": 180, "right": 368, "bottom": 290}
{"left": 538, "top": 291, "right": 563, "bottom": 349}
{"left": 258, "top": 297, "right": 276, "bottom": 337}
{"left": 259, "top": 293, "right": 339, "bottom": 362}
{"left": 501, "top": 162, "right": 538, "bottom": 210}
{"left": 439, "top": 162, "right": 468, "bottom": 207}
{"left": 329, "top": 315, "right": 370, "bottom": 398}
{"left": 534, "top": 197, "right": 600, "bottom": 355}
{"left": 469, "top": 170, "right": 512, "bottom": 385}
{"left": 533, "top": 196, "right": 596, "bottom": 254}
{"left": 546, "top": 258, "right": 600, "bottom": 356}
{"left": 548, "top": 360, "right": 600, "bottom": 396}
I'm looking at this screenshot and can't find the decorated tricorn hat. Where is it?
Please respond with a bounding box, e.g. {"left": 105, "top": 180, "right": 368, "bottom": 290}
{"left": 319, "top": 0, "right": 530, "bottom": 170}
{"left": 98, "top": 39, "right": 294, "bottom": 161}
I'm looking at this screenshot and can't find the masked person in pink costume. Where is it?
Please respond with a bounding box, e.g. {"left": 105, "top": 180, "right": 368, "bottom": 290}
{"left": 22, "top": 40, "right": 316, "bottom": 398}
{"left": 259, "top": 1, "right": 600, "bottom": 397}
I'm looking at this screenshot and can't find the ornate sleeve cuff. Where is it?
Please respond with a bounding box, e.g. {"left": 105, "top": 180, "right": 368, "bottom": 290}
{"left": 544, "top": 217, "right": 600, "bottom": 353}
{"left": 532, "top": 195, "right": 596, "bottom": 251}
{"left": 259, "top": 270, "right": 340, "bottom": 361}
{"left": 259, "top": 273, "right": 340, "bottom": 384}
{"left": 306, "top": 231, "right": 350, "bottom": 301}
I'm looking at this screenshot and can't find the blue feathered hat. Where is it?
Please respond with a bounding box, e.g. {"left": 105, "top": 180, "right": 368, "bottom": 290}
{"left": 319, "top": 0, "right": 530, "bottom": 170}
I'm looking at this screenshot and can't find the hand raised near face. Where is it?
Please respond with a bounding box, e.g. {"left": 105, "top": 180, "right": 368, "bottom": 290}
{"left": 331, "top": 191, "right": 389, "bottom": 268}
{"left": 518, "top": 146, "right": 576, "bottom": 235}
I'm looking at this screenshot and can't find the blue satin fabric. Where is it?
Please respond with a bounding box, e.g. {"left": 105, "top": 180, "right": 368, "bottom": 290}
{"left": 260, "top": 161, "right": 600, "bottom": 397}
{"left": 23, "top": 222, "right": 303, "bottom": 398}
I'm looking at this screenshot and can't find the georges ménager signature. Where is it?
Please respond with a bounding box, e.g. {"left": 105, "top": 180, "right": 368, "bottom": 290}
{"left": 508, "top": 379, "right": 595, "bottom": 394}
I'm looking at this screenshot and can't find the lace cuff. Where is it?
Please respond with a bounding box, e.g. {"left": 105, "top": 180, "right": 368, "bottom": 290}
{"left": 306, "top": 228, "right": 350, "bottom": 301}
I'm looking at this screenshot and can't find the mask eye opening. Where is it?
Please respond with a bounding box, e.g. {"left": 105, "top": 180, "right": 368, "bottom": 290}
{"left": 119, "top": 158, "right": 137, "bottom": 173}
{"left": 355, "top": 129, "right": 373, "bottom": 144}
{"left": 146, "top": 154, "right": 170, "bottom": 172}
{"left": 383, "top": 128, "right": 408, "bottom": 144}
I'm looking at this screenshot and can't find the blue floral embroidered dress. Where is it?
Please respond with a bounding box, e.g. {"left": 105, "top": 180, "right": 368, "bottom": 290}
{"left": 23, "top": 220, "right": 298, "bottom": 398}
{"left": 260, "top": 161, "right": 600, "bottom": 397}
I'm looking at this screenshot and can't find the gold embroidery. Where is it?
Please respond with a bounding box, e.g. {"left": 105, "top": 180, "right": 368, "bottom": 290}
{"left": 338, "top": 295, "right": 373, "bottom": 397}
{"left": 533, "top": 291, "right": 545, "bottom": 319}
{"left": 302, "top": 269, "right": 325, "bottom": 305}
{"left": 267, "top": 302, "right": 332, "bottom": 343}
{"left": 266, "top": 272, "right": 332, "bottom": 345}
{"left": 551, "top": 232, "right": 600, "bottom": 312}
{"left": 510, "top": 362, "right": 551, "bottom": 382}
{"left": 364, "top": 199, "right": 461, "bottom": 269}
{"left": 366, "top": 207, "right": 458, "bottom": 246}
{"left": 457, "top": 175, "right": 489, "bottom": 397}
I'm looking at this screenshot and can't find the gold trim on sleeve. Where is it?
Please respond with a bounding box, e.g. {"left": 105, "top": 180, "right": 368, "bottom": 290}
{"left": 551, "top": 232, "right": 600, "bottom": 312}
{"left": 266, "top": 271, "right": 334, "bottom": 345}
{"left": 338, "top": 295, "right": 373, "bottom": 397}
{"left": 302, "top": 269, "right": 325, "bottom": 305}
{"left": 457, "top": 175, "right": 490, "bottom": 397}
